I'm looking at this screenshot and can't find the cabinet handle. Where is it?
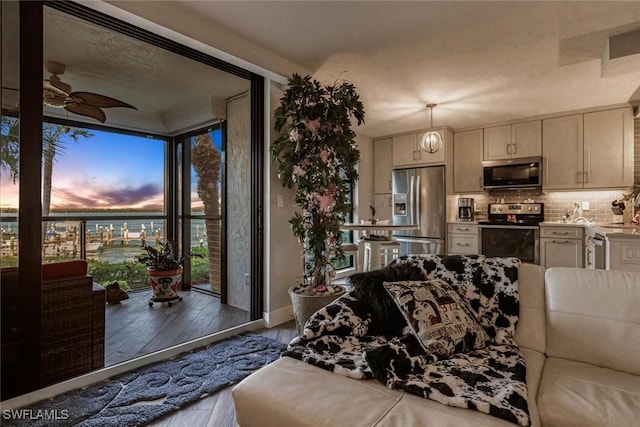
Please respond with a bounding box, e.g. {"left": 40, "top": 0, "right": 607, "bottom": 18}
{"left": 506, "top": 144, "right": 512, "bottom": 155}
{"left": 479, "top": 177, "right": 483, "bottom": 187}
{"left": 456, "top": 227, "right": 470, "bottom": 231}
{"left": 551, "top": 240, "right": 570, "bottom": 244}
{"left": 388, "top": 180, "right": 392, "bottom": 191}
{"left": 512, "top": 142, "right": 517, "bottom": 154}
{"left": 583, "top": 171, "right": 589, "bottom": 183}
{"left": 552, "top": 231, "right": 569, "bottom": 235}
{"left": 388, "top": 197, "right": 392, "bottom": 207}
{"left": 456, "top": 242, "right": 471, "bottom": 246}
{"left": 575, "top": 172, "right": 582, "bottom": 184}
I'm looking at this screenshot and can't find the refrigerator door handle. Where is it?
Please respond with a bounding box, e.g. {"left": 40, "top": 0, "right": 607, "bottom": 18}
{"left": 414, "top": 173, "right": 420, "bottom": 225}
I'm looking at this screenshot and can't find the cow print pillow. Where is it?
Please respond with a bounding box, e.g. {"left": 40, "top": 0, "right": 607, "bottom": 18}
{"left": 383, "top": 279, "right": 488, "bottom": 357}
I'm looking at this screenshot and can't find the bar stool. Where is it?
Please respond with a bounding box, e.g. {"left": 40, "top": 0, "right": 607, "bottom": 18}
{"left": 341, "top": 243, "right": 360, "bottom": 272}
{"left": 360, "top": 220, "right": 400, "bottom": 271}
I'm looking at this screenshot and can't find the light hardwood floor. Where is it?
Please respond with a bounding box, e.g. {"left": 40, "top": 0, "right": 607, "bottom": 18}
{"left": 146, "top": 321, "right": 298, "bottom": 427}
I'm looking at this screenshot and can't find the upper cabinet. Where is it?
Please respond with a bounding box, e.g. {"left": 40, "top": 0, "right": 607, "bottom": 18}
{"left": 392, "top": 129, "right": 449, "bottom": 168}
{"left": 543, "top": 114, "right": 583, "bottom": 190}
{"left": 584, "top": 108, "right": 633, "bottom": 189}
{"left": 453, "top": 129, "right": 484, "bottom": 193}
{"left": 483, "top": 120, "right": 541, "bottom": 161}
{"left": 543, "top": 107, "right": 633, "bottom": 190}
{"left": 373, "top": 138, "right": 393, "bottom": 194}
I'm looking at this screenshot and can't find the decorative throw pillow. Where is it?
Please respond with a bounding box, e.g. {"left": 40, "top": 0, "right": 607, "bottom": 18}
{"left": 348, "top": 263, "right": 427, "bottom": 337}
{"left": 383, "top": 279, "right": 488, "bottom": 357}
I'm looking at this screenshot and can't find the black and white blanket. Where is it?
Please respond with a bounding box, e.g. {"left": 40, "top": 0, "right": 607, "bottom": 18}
{"left": 283, "top": 255, "right": 530, "bottom": 426}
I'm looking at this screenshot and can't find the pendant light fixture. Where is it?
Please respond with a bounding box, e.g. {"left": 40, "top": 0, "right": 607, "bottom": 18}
{"left": 420, "top": 103, "right": 443, "bottom": 153}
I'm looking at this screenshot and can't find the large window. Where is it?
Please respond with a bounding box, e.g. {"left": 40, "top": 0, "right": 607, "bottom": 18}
{"left": 1, "top": 120, "right": 170, "bottom": 289}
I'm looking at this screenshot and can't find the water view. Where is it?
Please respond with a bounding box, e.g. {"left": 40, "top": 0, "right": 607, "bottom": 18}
{"left": 0, "top": 212, "right": 215, "bottom": 290}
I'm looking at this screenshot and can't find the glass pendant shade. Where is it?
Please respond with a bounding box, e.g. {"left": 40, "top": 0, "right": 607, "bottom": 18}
{"left": 421, "top": 103, "right": 442, "bottom": 153}
{"left": 421, "top": 131, "right": 442, "bottom": 153}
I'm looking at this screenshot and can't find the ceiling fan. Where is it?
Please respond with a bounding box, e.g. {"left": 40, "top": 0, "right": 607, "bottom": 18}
{"left": 42, "top": 61, "right": 136, "bottom": 122}
{"left": 2, "top": 61, "right": 136, "bottom": 123}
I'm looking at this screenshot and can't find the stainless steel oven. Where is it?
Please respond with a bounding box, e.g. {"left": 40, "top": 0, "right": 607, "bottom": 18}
{"left": 479, "top": 224, "right": 540, "bottom": 264}
{"left": 478, "top": 203, "right": 544, "bottom": 264}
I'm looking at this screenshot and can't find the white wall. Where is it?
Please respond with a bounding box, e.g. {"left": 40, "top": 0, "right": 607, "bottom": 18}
{"left": 263, "top": 81, "right": 300, "bottom": 325}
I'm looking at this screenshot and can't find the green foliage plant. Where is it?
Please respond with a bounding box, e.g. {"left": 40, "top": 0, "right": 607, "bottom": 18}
{"left": 136, "top": 241, "right": 202, "bottom": 272}
{"left": 270, "top": 73, "right": 365, "bottom": 294}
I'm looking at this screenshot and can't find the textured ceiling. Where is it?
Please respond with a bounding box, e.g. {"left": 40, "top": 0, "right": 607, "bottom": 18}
{"left": 108, "top": 0, "right": 640, "bottom": 137}
{"left": 1, "top": 5, "right": 250, "bottom": 134}
{"left": 3, "top": 2, "right": 639, "bottom": 137}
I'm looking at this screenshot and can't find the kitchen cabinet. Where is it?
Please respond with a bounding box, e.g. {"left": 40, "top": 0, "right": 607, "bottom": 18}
{"left": 447, "top": 223, "right": 478, "bottom": 255}
{"left": 392, "top": 129, "right": 448, "bottom": 168}
{"left": 543, "top": 107, "right": 633, "bottom": 190}
{"left": 540, "top": 225, "right": 584, "bottom": 268}
{"left": 608, "top": 238, "right": 640, "bottom": 273}
{"left": 373, "top": 138, "right": 393, "bottom": 194}
{"left": 483, "top": 120, "right": 541, "bottom": 161}
{"left": 583, "top": 108, "right": 633, "bottom": 189}
{"left": 373, "top": 194, "right": 392, "bottom": 223}
{"left": 543, "top": 114, "right": 583, "bottom": 190}
{"left": 453, "top": 129, "right": 483, "bottom": 193}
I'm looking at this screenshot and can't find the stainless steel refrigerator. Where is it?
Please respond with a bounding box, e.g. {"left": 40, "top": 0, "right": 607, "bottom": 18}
{"left": 392, "top": 166, "right": 445, "bottom": 256}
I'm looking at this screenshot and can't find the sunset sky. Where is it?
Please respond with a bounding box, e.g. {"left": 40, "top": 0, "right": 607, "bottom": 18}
{"left": 0, "top": 125, "right": 222, "bottom": 211}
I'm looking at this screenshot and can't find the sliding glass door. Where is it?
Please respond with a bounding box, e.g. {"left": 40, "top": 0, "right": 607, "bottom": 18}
{"left": 1, "top": 1, "right": 265, "bottom": 398}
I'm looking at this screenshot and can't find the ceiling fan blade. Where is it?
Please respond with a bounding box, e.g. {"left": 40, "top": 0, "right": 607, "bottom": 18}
{"left": 65, "top": 103, "right": 106, "bottom": 123}
{"left": 70, "top": 92, "right": 136, "bottom": 109}
{"left": 44, "top": 79, "right": 70, "bottom": 97}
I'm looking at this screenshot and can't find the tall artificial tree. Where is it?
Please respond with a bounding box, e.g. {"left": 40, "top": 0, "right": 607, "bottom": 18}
{"left": 271, "top": 74, "right": 365, "bottom": 294}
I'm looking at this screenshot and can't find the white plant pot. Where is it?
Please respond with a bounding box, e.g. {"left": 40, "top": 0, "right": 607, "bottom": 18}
{"left": 289, "top": 286, "right": 345, "bottom": 335}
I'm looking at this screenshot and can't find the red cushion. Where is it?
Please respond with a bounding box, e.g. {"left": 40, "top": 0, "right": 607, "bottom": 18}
{"left": 42, "top": 260, "right": 88, "bottom": 281}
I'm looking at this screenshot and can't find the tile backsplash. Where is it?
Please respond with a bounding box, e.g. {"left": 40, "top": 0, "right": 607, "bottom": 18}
{"left": 449, "top": 189, "right": 634, "bottom": 224}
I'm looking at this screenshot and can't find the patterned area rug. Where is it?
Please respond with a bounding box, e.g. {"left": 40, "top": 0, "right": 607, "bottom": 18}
{"left": 5, "top": 335, "right": 286, "bottom": 427}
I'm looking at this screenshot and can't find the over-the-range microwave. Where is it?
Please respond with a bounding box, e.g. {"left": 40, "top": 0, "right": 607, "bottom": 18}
{"left": 482, "top": 156, "right": 542, "bottom": 190}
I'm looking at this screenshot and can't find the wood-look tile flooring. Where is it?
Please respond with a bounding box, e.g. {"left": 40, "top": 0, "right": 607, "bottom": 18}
{"left": 105, "top": 288, "right": 250, "bottom": 366}
{"left": 146, "top": 321, "right": 298, "bottom": 427}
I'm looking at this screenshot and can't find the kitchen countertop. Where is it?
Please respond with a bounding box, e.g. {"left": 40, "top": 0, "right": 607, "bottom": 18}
{"left": 448, "top": 221, "right": 479, "bottom": 225}
{"left": 540, "top": 221, "right": 640, "bottom": 239}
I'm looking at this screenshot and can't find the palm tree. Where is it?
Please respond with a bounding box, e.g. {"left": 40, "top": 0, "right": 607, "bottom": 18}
{"left": 41, "top": 124, "right": 92, "bottom": 216}
{"left": 1, "top": 119, "right": 93, "bottom": 215}
{"left": 0, "top": 116, "right": 20, "bottom": 184}
{"left": 191, "top": 133, "right": 222, "bottom": 293}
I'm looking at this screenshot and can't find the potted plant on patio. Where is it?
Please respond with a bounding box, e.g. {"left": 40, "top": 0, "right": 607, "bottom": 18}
{"left": 137, "top": 241, "right": 202, "bottom": 307}
{"left": 271, "top": 73, "right": 365, "bottom": 333}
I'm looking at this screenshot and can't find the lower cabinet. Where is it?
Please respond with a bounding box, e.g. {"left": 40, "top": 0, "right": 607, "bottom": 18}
{"left": 447, "top": 223, "right": 478, "bottom": 255}
{"left": 540, "top": 225, "right": 584, "bottom": 268}
{"left": 608, "top": 238, "right": 640, "bottom": 273}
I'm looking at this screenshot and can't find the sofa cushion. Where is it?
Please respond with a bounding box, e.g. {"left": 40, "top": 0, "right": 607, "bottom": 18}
{"left": 42, "top": 260, "right": 88, "bottom": 281}
{"left": 537, "top": 357, "right": 640, "bottom": 427}
{"left": 383, "top": 279, "right": 488, "bottom": 357}
{"left": 513, "top": 263, "right": 546, "bottom": 354}
{"left": 232, "top": 348, "right": 546, "bottom": 427}
{"left": 545, "top": 267, "right": 640, "bottom": 374}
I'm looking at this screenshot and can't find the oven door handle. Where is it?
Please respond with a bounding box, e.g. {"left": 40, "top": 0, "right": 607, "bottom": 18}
{"left": 478, "top": 224, "right": 539, "bottom": 230}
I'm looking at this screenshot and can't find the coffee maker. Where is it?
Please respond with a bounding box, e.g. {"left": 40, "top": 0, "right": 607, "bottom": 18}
{"left": 458, "top": 198, "right": 475, "bottom": 221}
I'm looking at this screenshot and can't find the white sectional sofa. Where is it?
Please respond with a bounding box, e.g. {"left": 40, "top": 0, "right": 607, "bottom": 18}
{"left": 232, "top": 265, "right": 640, "bottom": 427}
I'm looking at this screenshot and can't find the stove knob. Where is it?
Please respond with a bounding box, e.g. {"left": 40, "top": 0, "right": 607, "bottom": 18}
{"left": 497, "top": 207, "right": 503, "bottom": 212}
{"left": 527, "top": 207, "right": 532, "bottom": 212}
